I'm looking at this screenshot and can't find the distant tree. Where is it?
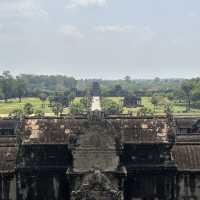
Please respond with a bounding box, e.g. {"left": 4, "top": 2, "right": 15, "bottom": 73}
{"left": 151, "top": 95, "right": 159, "bottom": 112}
{"left": 191, "top": 86, "right": 200, "bottom": 108}
{"left": 0, "top": 71, "right": 15, "bottom": 102}
{"left": 52, "top": 103, "right": 63, "bottom": 116}
{"left": 70, "top": 102, "right": 86, "bottom": 114}
{"left": 114, "top": 84, "right": 122, "bottom": 91}
{"left": 160, "top": 98, "right": 171, "bottom": 108}
{"left": 124, "top": 76, "right": 131, "bottom": 83}
{"left": 165, "top": 92, "right": 174, "bottom": 101}
{"left": 110, "top": 84, "right": 125, "bottom": 96}
{"left": 34, "top": 88, "right": 42, "bottom": 98}
{"left": 164, "top": 103, "right": 173, "bottom": 116}
{"left": 15, "top": 76, "right": 26, "bottom": 102}
{"left": 137, "top": 107, "right": 153, "bottom": 117}
{"left": 173, "top": 88, "right": 185, "bottom": 103}
{"left": 49, "top": 91, "right": 73, "bottom": 108}
{"left": 80, "top": 97, "right": 87, "bottom": 107}
{"left": 34, "top": 109, "right": 45, "bottom": 118}
{"left": 63, "top": 77, "right": 77, "bottom": 90}
{"left": 49, "top": 92, "right": 62, "bottom": 105}
{"left": 0, "top": 88, "right": 4, "bottom": 100}
{"left": 153, "top": 77, "right": 161, "bottom": 83}
{"left": 23, "top": 103, "right": 34, "bottom": 116}
{"left": 181, "top": 81, "right": 193, "bottom": 111}
{"left": 65, "top": 89, "right": 76, "bottom": 105}
{"left": 192, "top": 89, "right": 200, "bottom": 101}
{"left": 102, "top": 99, "right": 123, "bottom": 114}
{"left": 9, "top": 108, "right": 24, "bottom": 119}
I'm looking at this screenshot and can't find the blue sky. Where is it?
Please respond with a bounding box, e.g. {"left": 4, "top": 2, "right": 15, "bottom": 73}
{"left": 0, "top": 0, "right": 200, "bottom": 79}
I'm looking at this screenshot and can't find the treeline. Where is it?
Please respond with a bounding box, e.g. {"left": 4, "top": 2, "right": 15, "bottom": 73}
{"left": 77, "top": 76, "right": 183, "bottom": 97}
{"left": 1, "top": 71, "right": 200, "bottom": 110}
{"left": 0, "top": 71, "right": 77, "bottom": 102}
{"left": 178, "top": 78, "right": 200, "bottom": 110}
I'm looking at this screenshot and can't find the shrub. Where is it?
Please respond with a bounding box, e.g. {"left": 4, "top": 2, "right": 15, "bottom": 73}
{"left": 9, "top": 108, "right": 24, "bottom": 119}
{"left": 102, "top": 99, "right": 122, "bottom": 114}
{"left": 70, "top": 102, "right": 86, "bottom": 114}
{"left": 23, "top": 103, "right": 34, "bottom": 116}
{"left": 34, "top": 109, "right": 45, "bottom": 117}
{"left": 137, "top": 107, "right": 153, "bottom": 117}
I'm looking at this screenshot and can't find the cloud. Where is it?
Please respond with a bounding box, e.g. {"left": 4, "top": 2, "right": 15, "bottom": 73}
{"left": 58, "top": 25, "right": 84, "bottom": 38}
{"left": 187, "top": 11, "right": 198, "bottom": 18}
{"left": 94, "top": 25, "right": 156, "bottom": 41}
{"left": 171, "top": 38, "right": 183, "bottom": 46}
{"left": 66, "top": 0, "right": 108, "bottom": 9}
{"left": 0, "top": 0, "right": 48, "bottom": 19}
{"left": 94, "top": 25, "right": 136, "bottom": 33}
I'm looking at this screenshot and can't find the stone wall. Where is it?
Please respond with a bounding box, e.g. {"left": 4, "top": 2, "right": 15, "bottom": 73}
{"left": 124, "top": 173, "right": 175, "bottom": 200}
{"left": 0, "top": 174, "right": 16, "bottom": 200}
{"left": 176, "top": 173, "right": 200, "bottom": 200}
{"left": 0, "top": 116, "right": 200, "bottom": 199}
{"left": 17, "top": 171, "right": 70, "bottom": 200}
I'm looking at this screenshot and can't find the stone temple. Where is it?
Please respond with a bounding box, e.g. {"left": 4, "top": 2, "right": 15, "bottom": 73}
{"left": 0, "top": 110, "right": 200, "bottom": 199}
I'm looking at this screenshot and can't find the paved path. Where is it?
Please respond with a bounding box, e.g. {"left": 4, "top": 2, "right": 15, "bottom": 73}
{"left": 91, "top": 96, "right": 101, "bottom": 111}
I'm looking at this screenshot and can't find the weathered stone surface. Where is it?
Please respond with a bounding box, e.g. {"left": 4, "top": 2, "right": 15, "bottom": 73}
{"left": 175, "top": 116, "right": 200, "bottom": 134}
{"left": 73, "top": 149, "right": 119, "bottom": 172}
{"left": 109, "top": 117, "right": 170, "bottom": 143}
{"left": 72, "top": 122, "right": 119, "bottom": 172}
{"left": 176, "top": 174, "right": 200, "bottom": 200}
{"left": 71, "top": 169, "right": 123, "bottom": 200}
{"left": 123, "top": 95, "right": 141, "bottom": 108}
{"left": 0, "top": 115, "right": 200, "bottom": 199}
{"left": 0, "top": 120, "right": 17, "bottom": 200}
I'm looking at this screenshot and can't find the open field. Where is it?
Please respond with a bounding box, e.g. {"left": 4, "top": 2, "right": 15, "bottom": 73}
{"left": 1, "top": 96, "right": 200, "bottom": 116}
{"left": 103, "top": 96, "right": 200, "bottom": 115}
{"left": 0, "top": 97, "right": 70, "bottom": 116}
{"left": 72, "top": 97, "right": 83, "bottom": 104}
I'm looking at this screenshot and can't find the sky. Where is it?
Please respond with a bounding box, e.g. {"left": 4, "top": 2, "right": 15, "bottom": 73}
{"left": 0, "top": 0, "right": 200, "bottom": 79}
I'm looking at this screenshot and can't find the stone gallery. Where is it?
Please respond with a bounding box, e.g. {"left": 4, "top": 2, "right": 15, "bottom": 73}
{"left": 0, "top": 111, "right": 200, "bottom": 200}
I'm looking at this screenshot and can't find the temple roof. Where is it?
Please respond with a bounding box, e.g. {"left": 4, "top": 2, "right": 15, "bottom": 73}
{"left": 21, "top": 118, "right": 88, "bottom": 144}
{"left": 175, "top": 117, "right": 200, "bottom": 129}
{"left": 173, "top": 144, "right": 200, "bottom": 171}
{"left": 176, "top": 134, "right": 200, "bottom": 143}
{"left": 109, "top": 118, "right": 170, "bottom": 143}
{"left": 21, "top": 117, "right": 171, "bottom": 144}
{"left": 0, "top": 116, "right": 200, "bottom": 173}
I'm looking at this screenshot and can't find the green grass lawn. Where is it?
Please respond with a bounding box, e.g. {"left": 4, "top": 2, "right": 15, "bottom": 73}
{"left": 72, "top": 97, "right": 83, "bottom": 104}
{"left": 104, "top": 97, "right": 124, "bottom": 104}
{"left": 142, "top": 97, "right": 200, "bottom": 115}
{"left": 0, "top": 97, "right": 70, "bottom": 115}
{"left": 1, "top": 96, "right": 200, "bottom": 116}
{"left": 104, "top": 96, "right": 200, "bottom": 115}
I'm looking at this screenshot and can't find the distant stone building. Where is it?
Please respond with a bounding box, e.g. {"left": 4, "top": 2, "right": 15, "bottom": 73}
{"left": 175, "top": 116, "right": 200, "bottom": 134}
{"left": 0, "top": 114, "right": 200, "bottom": 199}
{"left": 123, "top": 95, "right": 142, "bottom": 107}
{"left": 91, "top": 82, "right": 101, "bottom": 96}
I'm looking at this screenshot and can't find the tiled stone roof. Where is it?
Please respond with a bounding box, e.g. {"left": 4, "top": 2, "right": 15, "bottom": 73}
{"left": 173, "top": 144, "right": 200, "bottom": 171}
